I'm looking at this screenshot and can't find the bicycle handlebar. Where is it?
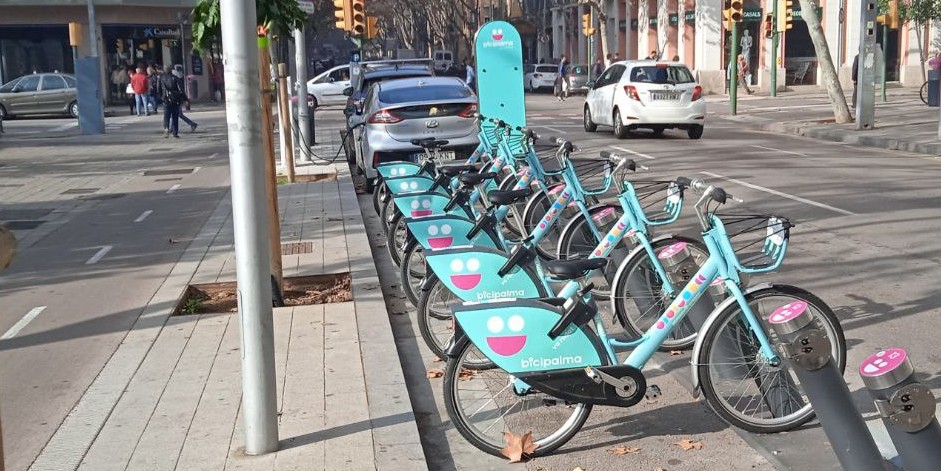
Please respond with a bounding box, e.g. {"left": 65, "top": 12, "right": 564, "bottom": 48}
{"left": 599, "top": 150, "right": 645, "bottom": 172}
{"left": 547, "top": 136, "right": 578, "bottom": 153}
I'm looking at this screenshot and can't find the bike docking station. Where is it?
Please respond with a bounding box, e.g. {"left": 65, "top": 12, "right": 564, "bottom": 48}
{"left": 860, "top": 348, "right": 941, "bottom": 471}
{"left": 767, "top": 302, "right": 887, "bottom": 471}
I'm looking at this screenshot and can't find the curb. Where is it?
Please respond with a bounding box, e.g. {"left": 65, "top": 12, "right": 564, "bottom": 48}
{"left": 335, "top": 165, "right": 428, "bottom": 470}
{"left": 754, "top": 120, "right": 941, "bottom": 156}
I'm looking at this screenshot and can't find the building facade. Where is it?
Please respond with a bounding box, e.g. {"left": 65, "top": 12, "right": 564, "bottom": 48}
{"left": 0, "top": 0, "right": 212, "bottom": 105}
{"left": 550, "top": 0, "right": 940, "bottom": 94}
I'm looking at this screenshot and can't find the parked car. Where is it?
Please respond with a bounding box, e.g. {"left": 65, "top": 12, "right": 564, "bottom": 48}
{"left": 0, "top": 73, "right": 78, "bottom": 119}
{"left": 567, "top": 64, "right": 590, "bottom": 94}
{"left": 523, "top": 64, "right": 558, "bottom": 92}
{"left": 352, "top": 76, "right": 478, "bottom": 192}
{"left": 305, "top": 64, "right": 350, "bottom": 107}
{"left": 583, "top": 61, "right": 705, "bottom": 139}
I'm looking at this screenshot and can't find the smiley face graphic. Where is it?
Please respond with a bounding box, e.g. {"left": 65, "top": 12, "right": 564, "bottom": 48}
{"left": 426, "top": 223, "right": 453, "bottom": 249}
{"left": 485, "top": 314, "right": 526, "bottom": 356}
{"left": 449, "top": 258, "right": 481, "bottom": 290}
{"left": 410, "top": 198, "right": 434, "bottom": 217}
{"left": 492, "top": 28, "right": 504, "bottom": 41}
{"left": 398, "top": 181, "right": 420, "bottom": 192}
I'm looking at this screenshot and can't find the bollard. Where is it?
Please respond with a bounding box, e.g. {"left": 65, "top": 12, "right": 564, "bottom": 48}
{"left": 860, "top": 348, "right": 941, "bottom": 471}
{"left": 768, "top": 301, "right": 886, "bottom": 471}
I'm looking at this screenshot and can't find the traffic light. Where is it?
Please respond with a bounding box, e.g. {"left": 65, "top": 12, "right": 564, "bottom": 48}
{"left": 333, "top": 0, "right": 351, "bottom": 31}
{"left": 877, "top": 0, "right": 900, "bottom": 30}
{"left": 763, "top": 13, "right": 773, "bottom": 38}
{"left": 777, "top": 0, "right": 793, "bottom": 32}
{"left": 581, "top": 12, "right": 594, "bottom": 37}
{"left": 729, "top": 0, "right": 743, "bottom": 22}
{"left": 721, "top": 8, "right": 733, "bottom": 31}
{"left": 350, "top": 0, "right": 366, "bottom": 36}
{"left": 367, "top": 16, "right": 379, "bottom": 39}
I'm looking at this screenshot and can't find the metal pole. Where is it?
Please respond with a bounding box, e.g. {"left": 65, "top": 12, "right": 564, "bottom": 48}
{"left": 857, "top": 0, "right": 877, "bottom": 129}
{"left": 860, "top": 348, "right": 941, "bottom": 471}
{"left": 294, "top": 27, "right": 313, "bottom": 157}
{"left": 768, "top": 303, "right": 886, "bottom": 471}
{"left": 730, "top": 22, "right": 740, "bottom": 116}
{"left": 218, "top": 0, "right": 279, "bottom": 455}
{"left": 86, "top": 0, "right": 98, "bottom": 57}
{"left": 770, "top": 0, "right": 778, "bottom": 97}
{"left": 881, "top": 24, "right": 887, "bottom": 102}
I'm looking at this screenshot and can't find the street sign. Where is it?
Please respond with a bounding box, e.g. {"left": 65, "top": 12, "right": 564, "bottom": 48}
{"left": 297, "top": 0, "right": 314, "bottom": 14}
{"left": 350, "top": 50, "right": 361, "bottom": 63}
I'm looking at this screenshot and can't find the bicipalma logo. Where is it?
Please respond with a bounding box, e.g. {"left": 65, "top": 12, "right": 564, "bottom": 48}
{"left": 521, "top": 355, "right": 583, "bottom": 368}
{"left": 476, "top": 289, "right": 526, "bottom": 301}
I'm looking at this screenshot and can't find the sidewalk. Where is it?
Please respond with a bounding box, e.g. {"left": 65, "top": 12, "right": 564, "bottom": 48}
{"left": 27, "top": 162, "right": 426, "bottom": 470}
{"left": 709, "top": 87, "right": 941, "bottom": 155}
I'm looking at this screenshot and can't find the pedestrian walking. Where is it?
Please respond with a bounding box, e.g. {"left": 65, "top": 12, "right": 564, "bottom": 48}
{"left": 146, "top": 66, "right": 160, "bottom": 114}
{"left": 210, "top": 60, "right": 225, "bottom": 102}
{"left": 172, "top": 69, "right": 198, "bottom": 132}
{"left": 613, "top": 52, "right": 620, "bottom": 62}
{"left": 464, "top": 57, "right": 476, "bottom": 91}
{"left": 737, "top": 54, "right": 753, "bottom": 95}
{"left": 851, "top": 54, "right": 859, "bottom": 107}
{"left": 605, "top": 53, "right": 612, "bottom": 68}
{"left": 126, "top": 66, "right": 136, "bottom": 115}
{"left": 555, "top": 55, "right": 570, "bottom": 101}
{"left": 159, "top": 65, "right": 186, "bottom": 138}
{"left": 592, "top": 58, "right": 604, "bottom": 81}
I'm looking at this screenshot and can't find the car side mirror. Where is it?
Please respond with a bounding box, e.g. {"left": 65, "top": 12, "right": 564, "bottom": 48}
{"left": 328, "top": 77, "right": 336, "bottom": 83}
{"left": 587, "top": 81, "right": 596, "bottom": 89}
{"left": 342, "top": 87, "right": 353, "bottom": 96}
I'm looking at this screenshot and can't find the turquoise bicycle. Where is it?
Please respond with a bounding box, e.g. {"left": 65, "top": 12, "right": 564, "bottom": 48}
{"left": 440, "top": 182, "right": 846, "bottom": 457}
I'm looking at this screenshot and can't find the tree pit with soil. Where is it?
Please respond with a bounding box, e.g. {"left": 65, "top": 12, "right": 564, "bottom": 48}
{"left": 176, "top": 272, "right": 352, "bottom": 315}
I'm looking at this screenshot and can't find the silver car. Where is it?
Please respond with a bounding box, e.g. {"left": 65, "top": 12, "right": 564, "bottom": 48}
{"left": 353, "top": 76, "right": 478, "bottom": 192}
{"left": 0, "top": 73, "right": 78, "bottom": 119}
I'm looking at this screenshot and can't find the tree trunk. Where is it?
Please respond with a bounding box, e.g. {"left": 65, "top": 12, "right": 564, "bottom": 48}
{"left": 589, "top": 0, "right": 610, "bottom": 62}
{"left": 798, "top": 0, "right": 851, "bottom": 123}
{"left": 258, "top": 42, "right": 284, "bottom": 293}
{"left": 915, "top": 21, "right": 926, "bottom": 81}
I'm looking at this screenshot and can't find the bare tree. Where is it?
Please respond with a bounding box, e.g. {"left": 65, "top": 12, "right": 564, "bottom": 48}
{"left": 581, "top": 0, "right": 610, "bottom": 62}
{"left": 798, "top": 0, "right": 851, "bottom": 123}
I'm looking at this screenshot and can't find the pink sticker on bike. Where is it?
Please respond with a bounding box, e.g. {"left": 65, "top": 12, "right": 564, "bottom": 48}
{"left": 860, "top": 348, "right": 908, "bottom": 377}
{"left": 768, "top": 301, "right": 808, "bottom": 324}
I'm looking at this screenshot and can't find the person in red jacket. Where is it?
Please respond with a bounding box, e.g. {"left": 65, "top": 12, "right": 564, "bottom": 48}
{"left": 130, "top": 66, "right": 150, "bottom": 116}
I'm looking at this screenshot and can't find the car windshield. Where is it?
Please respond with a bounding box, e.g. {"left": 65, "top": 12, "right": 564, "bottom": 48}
{"left": 536, "top": 66, "right": 556, "bottom": 73}
{"left": 379, "top": 84, "right": 471, "bottom": 103}
{"left": 362, "top": 73, "right": 430, "bottom": 93}
{"left": 571, "top": 65, "right": 588, "bottom": 75}
{"left": 629, "top": 65, "right": 695, "bottom": 84}
{"left": 0, "top": 78, "right": 19, "bottom": 93}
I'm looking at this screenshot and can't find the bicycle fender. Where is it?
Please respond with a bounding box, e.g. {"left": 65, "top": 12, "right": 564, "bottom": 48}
{"left": 443, "top": 321, "right": 470, "bottom": 358}
{"left": 689, "top": 282, "right": 775, "bottom": 398}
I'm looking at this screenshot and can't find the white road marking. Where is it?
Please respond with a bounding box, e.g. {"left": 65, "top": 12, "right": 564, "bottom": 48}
{"left": 192, "top": 166, "right": 202, "bottom": 174}
{"left": 701, "top": 171, "right": 856, "bottom": 216}
{"left": 1, "top": 306, "right": 47, "bottom": 340}
{"left": 751, "top": 145, "right": 809, "bottom": 157}
{"left": 208, "top": 153, "right": 219, "bottom": 159}
{"left": 85, "top": 245, "right": 113, "bottom": 265}
{"left": 134, "top": 210, "right": 153, "bottom": 223}
{"left": 51, "top": 123, "right": 78, "bottom": 132}
{"left": 611, "top": 146, "right": 656, "bottom": 160}
{"left": 539, "top": 125, "right": 568, "bottom": 134}
{"left": 166, "top": 184, "right": 181, "bottom": 194}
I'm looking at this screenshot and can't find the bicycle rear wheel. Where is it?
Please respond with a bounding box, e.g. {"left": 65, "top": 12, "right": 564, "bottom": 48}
{"left": 386, "top": 213, "right": 408, "bottom": 267}
{"left": 920, "top": 81, "right": 929, "bottom": 105}
{"left": 697, "top": 284, "right": 846, "bottom": 433}
{"left": 443, "top": 340, "right": 598, "bottom": 458}
{"left": 400, "top": 240, "right": 425, "bottom": 307}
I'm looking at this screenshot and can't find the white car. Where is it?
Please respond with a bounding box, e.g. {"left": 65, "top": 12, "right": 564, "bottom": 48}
{"left": 583, "top": 61, "right": 706, "bottom": 139}
{"left": 524, "top": 64, "right": 558, "bottom": 92}
{"left": 306, "top": 65, "right": 350, "bottom": 107}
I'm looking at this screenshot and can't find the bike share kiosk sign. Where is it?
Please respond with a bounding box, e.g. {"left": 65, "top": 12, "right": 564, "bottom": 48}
{"left": 475, "top": 21, "right": 526, "bottom": 127}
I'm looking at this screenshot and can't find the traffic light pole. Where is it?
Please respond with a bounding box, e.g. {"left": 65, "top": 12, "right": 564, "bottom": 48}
{"left": 770, "top": 0, "right": 778, "bottom": 97}
{"left": 730, "top": 23, "right": 740, "bottom": 116}
{"left": 882, "top": 23, "right": 888, "bottom": 102}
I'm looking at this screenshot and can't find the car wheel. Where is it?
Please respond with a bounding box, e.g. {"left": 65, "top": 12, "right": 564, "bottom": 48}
{"left": 613, "top": 109, "right": 628, "bottom": 139}
{"left": 651, "top": 125, "right": 665, "bottom": 137}
{"left": 688, "top": 124, "right": 704, "bottom": 140}
{"left": 69, "top": 101, "right": 79, "bottom": 119}
{"left": 0, "top": 104, "right": 9, "bottom": 120}
{"left": 583, "top": 106, "right": 597, "bottom": 133}
{"left": 308, "top": 94, "right": 317, "bottom": 109}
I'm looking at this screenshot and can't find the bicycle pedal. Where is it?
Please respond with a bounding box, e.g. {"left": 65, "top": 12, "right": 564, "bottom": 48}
{"left": 645, "top": 385, "right": 662, "bottom": 400}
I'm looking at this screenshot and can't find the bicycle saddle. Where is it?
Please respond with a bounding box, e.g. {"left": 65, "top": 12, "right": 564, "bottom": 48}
{"left": 544, "top": 258, "right": 608, "bottom": 280}
{"left": 410, "top": 138, "right": 450, "bottom": 148}
{"left": 487, "top": 188, "right": 534, "bottom": 207}
{"left": 458, "top": 171, "right": 498, "bottom": 186}
{"left": 437, "top": 163, "right": 480, "bottom": 177}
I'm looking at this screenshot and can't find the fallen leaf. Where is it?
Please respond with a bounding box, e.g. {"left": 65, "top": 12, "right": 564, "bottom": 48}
{"left": 609, "top": 445, "right": 641, "bottom": 455}
{"left": 669, "top": 350, "right": 684, "bottom": 356}
{"left": 426, "top": 368, "right": 444, "bottom": 379}
{"left": 675, "top": 438, "right": 703, "bottom": 451}
{"left": 501, "top": 430, "right": 538, "bottom": 462}
{"left": 458, "top": 368, "right": 477, "bottom": 381}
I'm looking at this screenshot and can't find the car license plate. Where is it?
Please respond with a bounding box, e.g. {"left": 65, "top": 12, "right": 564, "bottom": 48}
{"left": 651, "top": 92, "right": 680, "bottom": 101}
{"left": 410, "top": 151, "right": 456, "bottom": 162}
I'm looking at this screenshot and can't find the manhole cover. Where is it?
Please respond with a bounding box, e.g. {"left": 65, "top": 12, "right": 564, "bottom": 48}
{"left": 1, "top": 220, "right": 45, "bottom": 230}
{"left": 155, "top": 177, "right": 183, "bottom": 182}
{"left": 281, "top": 241, "right": 314, "bottom": 255}
{"left": 0, "top": 208, "right": 53, "bottom": 220}
{"left": 143, "top": 168, "right": 195, "bottom": 176}
{"left": 78, "top": 193, "right": 126, "bottom": 201}
{"left": 61, "top": 188, "right": 99, "bottom": 195}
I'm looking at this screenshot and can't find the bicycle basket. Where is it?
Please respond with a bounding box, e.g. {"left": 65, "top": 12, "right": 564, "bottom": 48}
{"left": 721, "top": 214, "right": 792, "bottom": 272}
{"left": 571, "top": 158, "right": 614, "bottom": 194}
{"left": 630, "top": 180, "right": 683, "bottom": 224}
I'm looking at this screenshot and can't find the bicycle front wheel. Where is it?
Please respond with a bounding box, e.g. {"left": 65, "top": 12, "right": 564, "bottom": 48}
{"left": 386, "top": 213, "right": 408, "bottom": 267}
{"left": 400, "top": 240, "right": 425, "bottom": 307}
{"left": 697, "top": 284, "right": 846, "bottom": 433}
{"left": 920, "top": 81, "right": 929, "bottom": 105}
{"left": 443, "top": 340, "right": 596, "bottom": 458}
